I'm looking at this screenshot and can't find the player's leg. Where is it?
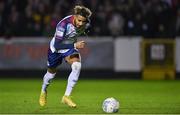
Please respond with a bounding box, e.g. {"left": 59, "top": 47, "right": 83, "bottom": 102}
{"left": 39, "top": 68, "right": 56, "bottom": 106}
{"left": 64, "top": 54, "right": 81, "bottom": 96}
{"left": 62, "top": 53, "right": 81, "bottom": 108}
{"left": 39, "top": 49, "right": 62, "bottom": 106}
{"left": 41, "top": 68, "right": 57, "bottom": 93}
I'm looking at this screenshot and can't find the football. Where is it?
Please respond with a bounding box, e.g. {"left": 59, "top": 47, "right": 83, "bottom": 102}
{"left": 102, "top": 97, "right": 120, "bottom": 113}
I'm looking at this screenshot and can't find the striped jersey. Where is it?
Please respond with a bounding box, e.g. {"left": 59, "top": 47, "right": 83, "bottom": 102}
{"left": 50, "top": 15, "right": 87, "bottom": 53}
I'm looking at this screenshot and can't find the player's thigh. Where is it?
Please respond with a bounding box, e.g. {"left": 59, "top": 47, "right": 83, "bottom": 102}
{"left": 65, "top": 53, "right": 80, "bottom": 64}
{"left": 47, "top": 67, "right": 57, "bottom": 74}
{"left": 47, "top": 49, "right": 63, "bottom": 71}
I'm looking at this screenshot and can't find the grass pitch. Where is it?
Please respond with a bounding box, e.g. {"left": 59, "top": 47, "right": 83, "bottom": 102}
{"left": 0, "top": 78, "right": 180, "bottom": 114}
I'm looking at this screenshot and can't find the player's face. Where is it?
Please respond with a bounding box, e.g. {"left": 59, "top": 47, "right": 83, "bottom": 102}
{"left": 74, "top": 15, "right": 86, "bottom": 28}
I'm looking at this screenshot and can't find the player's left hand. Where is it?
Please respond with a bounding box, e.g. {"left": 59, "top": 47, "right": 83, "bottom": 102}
{"left": 74, "top": 41, "right": 86, "bottom": 49}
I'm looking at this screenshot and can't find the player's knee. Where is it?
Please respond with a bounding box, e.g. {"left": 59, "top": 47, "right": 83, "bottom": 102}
{"left": 71, "top": 62, "right": 81, "bottom": 71}
{"left": 47, "top": 68, "right": 57, "bottom": 74}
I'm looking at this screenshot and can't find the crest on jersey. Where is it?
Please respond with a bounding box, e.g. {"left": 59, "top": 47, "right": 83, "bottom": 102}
{"left": 66, "top": 24, "right": 77, "bottom": 38}
{"left": 56, "top": 26, "right": 65, "bottom": 37}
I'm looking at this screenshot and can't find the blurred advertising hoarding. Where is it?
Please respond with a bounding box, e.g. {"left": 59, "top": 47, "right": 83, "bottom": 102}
{"left": 1, "top": 37, "right": 180, "bottom": 73}
{"left": 0, "top": 37, "right": 113, "bottom": 70}
{"left": 176, "top": 38, "right": 180, "bottom": 72}
{"left": 114, "top": 37, "right": 142, "bottom": 72}
{"left": 141, "top": 39, "right": 175, "bottom": 80}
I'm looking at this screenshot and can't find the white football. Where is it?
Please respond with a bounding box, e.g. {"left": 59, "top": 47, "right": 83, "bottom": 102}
{"left": 102, "top": 97, "right": 120, "bottom": 113}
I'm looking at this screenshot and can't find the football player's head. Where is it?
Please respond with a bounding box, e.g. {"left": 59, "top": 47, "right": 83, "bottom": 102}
{"left": 74, "top": 5, "right": 92, "bottom": 28}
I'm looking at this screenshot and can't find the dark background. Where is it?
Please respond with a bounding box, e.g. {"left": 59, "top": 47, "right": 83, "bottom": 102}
{"left": 0, "top": 0, "right": 179, "bottom": 79}
{"left": 0, "top": 0, "right": 179, "bottom": 38}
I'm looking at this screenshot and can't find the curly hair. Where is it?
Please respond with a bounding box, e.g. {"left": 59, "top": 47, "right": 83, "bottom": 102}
{"left": 74, "top": 5, "right": 92, "bottom": 18}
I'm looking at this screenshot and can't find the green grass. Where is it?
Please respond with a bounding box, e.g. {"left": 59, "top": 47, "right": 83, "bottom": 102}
{"left": 0, "top": 78, "right": 180, "bottom": 114}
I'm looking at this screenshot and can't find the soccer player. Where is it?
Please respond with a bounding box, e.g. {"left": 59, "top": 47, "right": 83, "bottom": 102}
{"left": 39, "top": 5, "right": 92, "bottom": 108}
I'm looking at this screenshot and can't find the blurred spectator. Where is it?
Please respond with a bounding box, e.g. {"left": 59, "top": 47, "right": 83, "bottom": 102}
{"left": 0, "top": 0, "right": 178, "bottom": 38}
{"left": 108, "top": 11, "right": 124, "bottom": 37}
{"left": 176, "top": 7, "right": 180, "bottom": 36}
{"left": 0, "top": 1, "right": 5, "bottom": 36}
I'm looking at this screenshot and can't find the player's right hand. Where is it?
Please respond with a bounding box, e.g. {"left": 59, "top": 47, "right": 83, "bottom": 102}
{"left": 74, "top": 41, "right": 86, "bottom": 49}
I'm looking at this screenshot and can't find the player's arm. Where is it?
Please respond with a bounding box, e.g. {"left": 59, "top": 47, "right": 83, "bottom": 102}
{"left": 54, "top": 39, "right": 74, "bottom": 50}
{"left": 55, "top": 38, "right": 85, "bottom": 50}
{"left": 54, "top": 25, "right": 74, "bottom": 50}
{"left": 54, "top": 27, "right": 85, "bottom": 50}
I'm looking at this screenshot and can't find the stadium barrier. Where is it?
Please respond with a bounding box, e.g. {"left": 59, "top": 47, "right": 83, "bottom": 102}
{"left": 0, "top": 37, "right": 180, "bottom": 79}
{"left": 141, "top": 39, "right": 175, "bottom": 80}
{"left": 0, "top": 37, "right": 113, "bottom": 70}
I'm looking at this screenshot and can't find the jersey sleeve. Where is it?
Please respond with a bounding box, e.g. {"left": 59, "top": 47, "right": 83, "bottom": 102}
{"left": 54, "top": 22, "right": 74, "bottom": 50}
